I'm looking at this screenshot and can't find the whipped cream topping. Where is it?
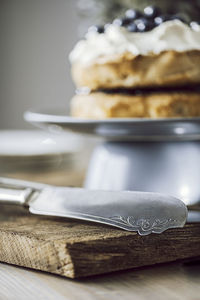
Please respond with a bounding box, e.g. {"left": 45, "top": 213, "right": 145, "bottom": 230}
{"left": 69, "top": 20, "right": 200, "bottom": 65}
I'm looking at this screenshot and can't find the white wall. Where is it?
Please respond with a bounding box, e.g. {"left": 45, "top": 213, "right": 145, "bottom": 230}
{"left": 0, "top": 0, "right": 79, "bottom": 129}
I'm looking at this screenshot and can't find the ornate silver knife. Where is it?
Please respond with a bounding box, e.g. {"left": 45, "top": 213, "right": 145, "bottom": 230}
{"left": 0, "top": 177, "right": 187, "bottom": 235}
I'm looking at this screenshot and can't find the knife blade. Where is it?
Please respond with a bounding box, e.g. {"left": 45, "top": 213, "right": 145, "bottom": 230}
{"left": 0, "top": 177, "right": 187, "bottom": 236}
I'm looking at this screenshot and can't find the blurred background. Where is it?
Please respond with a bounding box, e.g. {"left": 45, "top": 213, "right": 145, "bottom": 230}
{"left": 0, "top": 0, "right": 87, "bottom": 186}
{"left": 0, "top": 0, "right": 78, "bottom": 129}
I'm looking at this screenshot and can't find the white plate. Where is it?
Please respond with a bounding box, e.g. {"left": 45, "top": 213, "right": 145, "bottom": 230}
{"left": 24, "top": 107, "right": 200, "bottom": 141}
{"left": 0, "top": 130, "right": 83, "bottom": 156}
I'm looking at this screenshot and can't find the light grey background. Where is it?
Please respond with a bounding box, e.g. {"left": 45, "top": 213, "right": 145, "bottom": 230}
{"left": 0, "top": 0, "right": 79, "bottom": 129}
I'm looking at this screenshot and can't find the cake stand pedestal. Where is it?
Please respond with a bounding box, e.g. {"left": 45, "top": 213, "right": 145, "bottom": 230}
{"left": 24, "top": 109, "right": 200, "bottom": 206}
{"left": 85, "top": 140, "right": 200, "bottom": 206}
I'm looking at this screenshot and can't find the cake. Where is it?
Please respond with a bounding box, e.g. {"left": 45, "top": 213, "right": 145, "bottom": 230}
{"left": 69, "top": 6, "right": 200, "bottom": 119}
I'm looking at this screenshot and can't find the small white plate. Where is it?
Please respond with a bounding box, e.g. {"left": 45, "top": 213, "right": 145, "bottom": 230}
{"left": 0, "top": 130, "right": 83, "bottom": 156}
{"left": 24, "top": 107, "right": 200, "bottom": 141}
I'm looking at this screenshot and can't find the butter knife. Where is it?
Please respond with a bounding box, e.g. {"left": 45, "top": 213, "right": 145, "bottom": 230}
{"left": 0, "top": 177, "right": 187, "bottom": 236}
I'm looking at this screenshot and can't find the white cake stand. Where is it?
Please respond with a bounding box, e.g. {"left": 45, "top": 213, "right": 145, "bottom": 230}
{"left": 25, "top": 108, "right": 200, "bottom": 206}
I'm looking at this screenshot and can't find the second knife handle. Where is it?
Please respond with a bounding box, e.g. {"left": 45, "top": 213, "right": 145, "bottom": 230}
{"left": 0, "top": 187, "right": 33, "bottom": 206}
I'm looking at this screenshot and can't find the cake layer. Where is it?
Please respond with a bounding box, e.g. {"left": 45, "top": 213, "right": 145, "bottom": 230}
{"left": 71, "top": 50, "right": 200, "bottom": 90}
{"left": 71, "top": 90, "right": 200, "bottom": 119}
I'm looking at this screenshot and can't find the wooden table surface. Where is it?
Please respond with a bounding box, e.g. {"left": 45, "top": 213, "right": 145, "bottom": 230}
{"left": 1, "top": 260, "right": 200, "bottom": 300}
{"left": 1, "top": 170, "right": 200, "bottom": 299}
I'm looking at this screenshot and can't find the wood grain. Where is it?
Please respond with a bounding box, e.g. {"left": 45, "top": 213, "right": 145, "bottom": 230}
{"left": 0, "top": 207, "right": 200, "bottom": 278}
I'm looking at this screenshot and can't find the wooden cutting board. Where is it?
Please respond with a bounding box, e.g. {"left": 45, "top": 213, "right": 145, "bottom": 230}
{"left": 0, "top": 206, "right": 200, "bottom": 279}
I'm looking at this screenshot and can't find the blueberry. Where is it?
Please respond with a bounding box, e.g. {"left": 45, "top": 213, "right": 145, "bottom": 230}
{"left": 113, "top": 17, "right": 133, "bottom": 27}
{"left": 144, "top": 6, "right": 161, "bottom": 19}
{"left": 126, "top": 22, "right": 138, "bottom": 32}
{"left": 146, "top": 20, "right": 155, "bottom": 31}
{"left": 121, "top": 17, "right": 133, "bottom": 26}
{"left": 154, "top": 15, "right": 171, "bottom": 26}
{"left": 135, "top": 18, "right": 154, "bottom": 32}
{"left": 170, "top": 15, "right": 186, "bottom": 23}
{"left": 88, "top": 25, "right": 104, "bottom": 34}
{"left": 113, "top": 18, "right": 123, "bottom": 26}
{"left": 125, "top": 9, "right": 142, "bottom": 20}
{"left": 190, "top": 21, "right": 200, "bottom": 31}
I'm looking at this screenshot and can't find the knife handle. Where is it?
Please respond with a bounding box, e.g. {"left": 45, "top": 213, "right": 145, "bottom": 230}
{"left": 0, "top": 187, "right": 33, "bottom": 206}
{"left": 0, "top": 177, "right": 47, "bottom": 206}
